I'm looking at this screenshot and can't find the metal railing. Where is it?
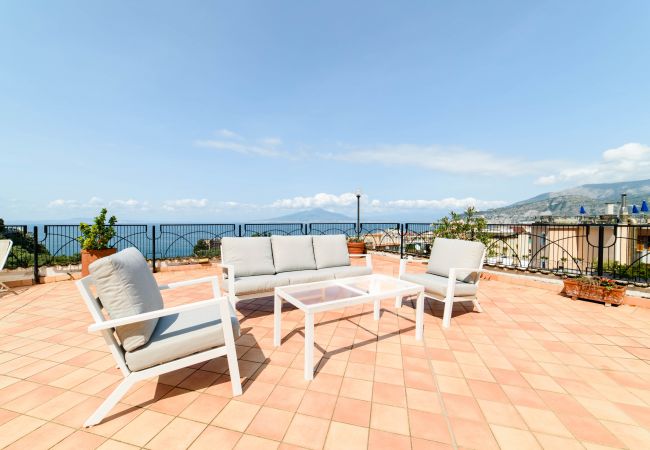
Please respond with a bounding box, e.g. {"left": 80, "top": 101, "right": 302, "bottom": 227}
{"left": 3, "top": 222, "right": 650, "bottom": 285}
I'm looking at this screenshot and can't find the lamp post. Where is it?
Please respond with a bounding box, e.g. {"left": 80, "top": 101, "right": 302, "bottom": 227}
{"left": 355, "top": 188, "right": 362, "bottom": 238}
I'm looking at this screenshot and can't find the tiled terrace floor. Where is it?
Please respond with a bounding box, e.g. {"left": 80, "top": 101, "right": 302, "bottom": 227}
{"left": 1, "top": 256, "right": 650, "bottom": 449}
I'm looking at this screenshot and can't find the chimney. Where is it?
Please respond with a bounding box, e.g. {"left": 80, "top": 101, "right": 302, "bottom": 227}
{"left": 620, "top": 193, "right": 628, "bottom": 217}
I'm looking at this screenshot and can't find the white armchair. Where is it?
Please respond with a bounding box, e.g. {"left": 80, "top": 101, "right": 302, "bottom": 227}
{"left": 399, "top": 238, "right": 486, "bottom": 328}
{"left": 77, "top": 248, "right": 241, "bottom": 427}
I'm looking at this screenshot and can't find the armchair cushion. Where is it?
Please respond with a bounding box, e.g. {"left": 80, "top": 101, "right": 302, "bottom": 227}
{"left": 312, "top": 235, "right": 350, "bottom": 269}
{"left": 221, "top": 237, "right": 276, "bottom": 277}
{"left": 271, "top": 236, "right": 317, "bottom": 272}
{"left": 124, "top": 303, "right": 240, "bottom": 372}
{"left": 427, "top": 238, "right": 485, "bottom": 283}
{"left": 401, "top": 272, "right": 478, "bottom": 298}
{"left": 89, "top": 248, "right": 163, "bottom": 352}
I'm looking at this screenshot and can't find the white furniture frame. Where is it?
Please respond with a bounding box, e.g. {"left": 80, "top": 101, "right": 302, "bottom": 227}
{"left": 77, "top": 275, "right": 242, "bottom": 427}
{"left": 221, "top": 253, "right": 373, "bottom": 307}
{"left": 399, "top": 253, "right": 486, "bottom": 328}
{"left": 273, "top": 274, "right": 424, "bottom": 380}
{"left": 0, "top": 240, "right": 15, "bottom": 294}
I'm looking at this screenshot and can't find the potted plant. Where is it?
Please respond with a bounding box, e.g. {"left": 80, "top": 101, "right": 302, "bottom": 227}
{"left": 563, "top": 276, "right": 626, "bottom": 306}
{"left": 78, "top": 208, "right": 118, "bottom": 276}
{"left": 347, "top": 237, "right": 366, "bottom": 254}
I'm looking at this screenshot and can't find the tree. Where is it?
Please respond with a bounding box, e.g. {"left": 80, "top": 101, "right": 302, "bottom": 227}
{"left": 432, "top": 206, "right": 490, "bottom": 245}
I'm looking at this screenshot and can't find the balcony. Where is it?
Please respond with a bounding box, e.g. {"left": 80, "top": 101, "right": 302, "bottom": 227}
{"left": 0, "top": 254, "right": 649, "bottom": 449}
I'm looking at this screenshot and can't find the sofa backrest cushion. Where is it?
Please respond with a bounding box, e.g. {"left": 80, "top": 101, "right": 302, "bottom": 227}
{"left": 312, "top": 235, "right": 350, "bottom": 269}
{"left": 89, "top": 247, "right": 163, "bottom": 352}
{"left": 221, "top": 237, "right": 276, "bottom": 277}
{"left": 271, "top": 236, "right": 317, "bottom": 272}
{"left": 427, "top": 238, "right": 485, "bottom": 283}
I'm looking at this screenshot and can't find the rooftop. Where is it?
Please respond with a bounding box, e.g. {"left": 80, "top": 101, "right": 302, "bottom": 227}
{"left": 1, "top": 255, "right": 650, "bottom": 449}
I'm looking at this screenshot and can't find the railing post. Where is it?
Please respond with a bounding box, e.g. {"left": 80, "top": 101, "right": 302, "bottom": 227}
{"left": 400, "top": 224, "right": 404, "bottom": 259}
{"left": 151, "top": 225, "right": 156, "bottom": 273}
{"left": 33, "top": 226, "right": 39, "bottom": 284}
{"left": 238, "top": 224, "right": 242, "bottom": 237}
{"left": 597, "top": 225, "right": 605, "bottom": 277}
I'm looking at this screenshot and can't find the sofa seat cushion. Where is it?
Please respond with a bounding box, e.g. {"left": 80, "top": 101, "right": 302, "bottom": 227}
{"left": 221, "top": 237, "right": 275, "bottom": 277}
{"left": 281, "top": 269, "right": 332, "bottom": 285}
{"left": 427, "top": 238, "right": 485, "bottom": 283}
{"left": 89, "top": 248, "right": 163, "bottom": 352}
{"left": 401, "top": 272, "right": 477, "bottom": 298}
{"left": 318, "top": 265, "right": 372, "bottom": 279}
{"left": 224, "top": 274, "right": 291, "bottom": 295}
{"left": 125, "top": 303, "right": 240, "bottom": 372}
{"left": 271, "top": 236, "right": 317, "bottom": 272}
{"left": 312, "top": 235, "right": 350, "bottom": 269}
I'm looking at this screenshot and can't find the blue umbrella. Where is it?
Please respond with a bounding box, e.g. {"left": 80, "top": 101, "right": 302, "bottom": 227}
{"left": 579, "top": 206, "right": 586, "bottom": 215}
{"left": 633, "top": 205, "right": 640, "bottom": 214}
{"left": 642, "top": 200, "right": 649, "bottom": 213}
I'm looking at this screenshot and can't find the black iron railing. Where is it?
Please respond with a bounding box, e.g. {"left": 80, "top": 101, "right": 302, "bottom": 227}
{"left": 4, "top": 222, "right": 650, "bottom": 285}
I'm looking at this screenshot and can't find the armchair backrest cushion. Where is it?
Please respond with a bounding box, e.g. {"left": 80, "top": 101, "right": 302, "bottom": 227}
{"left": 271, "top": 236, "right": 317, "bottom": 272}
{"left": 89, "top": 247, "right": 163, "bottom": 352}
{"left": 427, "top": 238, "right": 485, "bottom": 283}
{"left": 312, "top": 235, "right": 350, "bottom": 269}
{"left": 221, "top": 237, "right": 276, "bottom": 277}
{"left": 0, "top": 240, "right": 12, "bottom": 270}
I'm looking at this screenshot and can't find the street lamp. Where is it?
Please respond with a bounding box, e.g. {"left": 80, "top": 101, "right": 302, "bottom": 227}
{"left": 355, "top": 188, "right": 362, "bottom": 238}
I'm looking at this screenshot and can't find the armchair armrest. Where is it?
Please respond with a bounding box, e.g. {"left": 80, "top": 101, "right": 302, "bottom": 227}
{"left": 399, "top": 257, "right": 428, "bottom": 277}
{"left": 350, "top": 253, "right": 372, "bottom": 269}
{"left": 88, "top": 297, "right": 228, "bottom": 332}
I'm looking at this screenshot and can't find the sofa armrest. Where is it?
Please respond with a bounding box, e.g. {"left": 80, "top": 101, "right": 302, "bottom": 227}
{"left": 218, "top": 264, "right": 236, "bottom": 298}
{"left": 350, "top": 253, "right": 372, "bottom": 269}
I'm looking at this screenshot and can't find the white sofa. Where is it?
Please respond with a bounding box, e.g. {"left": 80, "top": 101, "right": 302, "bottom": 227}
{"left": 219, "top": 235, "right": 372, "bottom": 306}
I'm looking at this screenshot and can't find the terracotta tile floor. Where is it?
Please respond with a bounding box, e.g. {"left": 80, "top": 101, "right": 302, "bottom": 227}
{"left": 1, "top": 255, "right": 650, "bottom": 449}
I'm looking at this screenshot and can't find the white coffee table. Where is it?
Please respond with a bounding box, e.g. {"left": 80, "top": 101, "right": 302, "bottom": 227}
{"left": 273, "top": 274, "right": 425, "bottom": 380}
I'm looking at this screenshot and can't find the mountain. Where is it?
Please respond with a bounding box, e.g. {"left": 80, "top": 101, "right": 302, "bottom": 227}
{"left": 266, "top": 208, "right": 355, "bottom": 223}
{"left": 481, "top": 179, "right": 650, "bottom": 222}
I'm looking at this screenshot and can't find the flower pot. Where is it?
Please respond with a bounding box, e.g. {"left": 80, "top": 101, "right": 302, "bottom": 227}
{"left": 81, "top": 248, "right": 117, "bottom": 277}
{"left": 636, "top": 243, "right": 645, "bottom": 252}
{"left": 562, "top": 279, "right": 626, "bottom": 306}
{"left": 347, "top": 242, "right": 366, "bottom": 255}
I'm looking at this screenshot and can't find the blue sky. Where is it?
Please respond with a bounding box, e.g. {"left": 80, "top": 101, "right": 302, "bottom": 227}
{"left": 2, "top": 1, "right": 650, "bottom": 222}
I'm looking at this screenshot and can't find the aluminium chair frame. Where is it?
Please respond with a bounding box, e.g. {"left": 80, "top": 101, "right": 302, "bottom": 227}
{"left": 77, "top": 275, "right": 242, "bottom": 427}
{"left": 219, "top": 250, "right": 373, "bottom": 308}
{"left": 0, "top": 240, "right": 16, "bottom": 295}
{"left": 398, "top": 249, "right": 487, "bottom": 328}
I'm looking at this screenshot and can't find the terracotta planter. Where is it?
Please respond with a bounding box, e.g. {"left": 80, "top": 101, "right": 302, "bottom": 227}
{"left": 347, "top": 241, "right": 366, "bottom": 255}
{"left": 81, "top": 248, "right": 117, "bottom": 276}
{"left": 563, "top": 279, "right": 626, "bottom": 306}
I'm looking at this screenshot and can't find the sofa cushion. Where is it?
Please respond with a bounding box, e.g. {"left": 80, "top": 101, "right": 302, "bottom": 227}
{"left": 427, "top": 238, "right": 485, "bottom": 283}
{"left": 125, "top": 303, "right": 240, "bottom": 372}
{"left": 223, "top": 274, "right": 291, "bottom": 295}
{"left": 312, "top": 235, "right": 350, "bottom": 269}
{"left": 221, "top": 237, "right": 276, "bottom": 277}
{"left": 318, "top": 265, "right": 372, "bottom": 279}
{"left": 271, "top": 236, "right": 317, "bottom": 272}
{"left": 89, "top": 247, "right": 163, "bottom": 352}
{"left": 401, "top": 272, "right": 478, "bottom": 298}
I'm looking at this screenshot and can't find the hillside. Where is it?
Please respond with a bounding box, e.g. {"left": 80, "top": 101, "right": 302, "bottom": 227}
{"left": 266, "top": 208, "right": 354, "bottom": 223}
{"left": 481, "top": 179, "right": 650, "bottom": 222}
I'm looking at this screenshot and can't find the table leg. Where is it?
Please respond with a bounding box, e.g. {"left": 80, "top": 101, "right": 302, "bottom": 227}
{"left": 415, "top": 291, "right": 425, "bottom": 340}
{"left": 304, "top": 312, "right": 315, "bottom": 380}
{"left": 394, "top": 294, "right": 403, "bottom": 308}
{"left": 373, "top": 298, "right": 380, "bottom": 320}
{"left": 274, "top": 293, "right": 282, "bottom": 347}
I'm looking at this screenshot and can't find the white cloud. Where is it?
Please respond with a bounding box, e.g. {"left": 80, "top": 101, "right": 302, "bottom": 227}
{"left": 323, "top": 144, "right": 554, "bottom": 177}
{"left": 383, "top": 197, "right": 508, "bottom": 210}
{"left": 162, "top": 198, "right": 209, "bottom": 211}
{"left": 270, "top": 192, "right": 360, "bottom": 209}
{"left": 109, "top": 199, "right": 148, "bottom": 209}
{"left": 217, "top": 129, "right": 242, "bottom": 140}
{"left": 535, "top": 142, "right": 650, "bottom": 185}
{"left": 48, "top": 199, "right": 80, "bottom": 208}
{"left": 48, "top": 197, "right": 149, "bottom": 210}
{"left": 195, "top": 139, "right": 287, "bottom": 158}
{"left": 259, "top": 137, "right": 282, "bottom": 146}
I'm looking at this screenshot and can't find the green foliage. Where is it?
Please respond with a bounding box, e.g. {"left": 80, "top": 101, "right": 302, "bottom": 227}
{"left": 432, "top": 207, "right": 489, "bottom": 245}
{"left": 78, "top": 209, "right": 117, "bottom": 250}
{"left": 193, "top": 239, "right": 222, "bottom": 258}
